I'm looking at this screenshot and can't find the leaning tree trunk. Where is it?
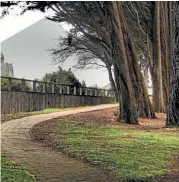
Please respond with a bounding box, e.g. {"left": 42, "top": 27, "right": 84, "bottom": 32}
{"left": 111, "top": 37, "right": 138, "bottom": 124}
{"left": 166, "top": 1, "right": 179, "bottom": 126}
{"left": 110, "top": 2, "right": 138, "bottom": 124}
{"left": 108, "top": 2, "right": 155, "bottom": 124}
{"left": 130, "top": 41, "right": 156, "bottom": 118}
{"left": 114, "top": 2, "right": 155, "bottom": 118}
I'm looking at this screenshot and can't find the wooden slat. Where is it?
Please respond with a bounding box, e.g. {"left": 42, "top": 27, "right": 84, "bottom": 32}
{"left": 1, "top": 91, "right": 115, "bottom": 114}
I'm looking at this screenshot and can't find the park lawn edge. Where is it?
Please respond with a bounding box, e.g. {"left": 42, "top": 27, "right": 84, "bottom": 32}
{"left": 1, "top": 106, "right": 92, "bottom": 122}
{"left": 32, "top": 117, "right": 179, "bottom": 181}
{"left": 1, "top": 155, "right": 36, "bottom": 182}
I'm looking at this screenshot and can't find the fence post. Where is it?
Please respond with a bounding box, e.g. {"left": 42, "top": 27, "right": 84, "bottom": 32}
{"left": 109, "top": 90, "right": 111, "bottom": 97}
{"left": 99, "top": 89, "right": 101, "bottom": 96}
{"left": 73, "top": 87, "right": 76, "bottom": 95}
{"left": 104, "top": 90, "right": 105, "bottom": 97}
{"left": 8, "top": 77, "right": 12, "bottom": 91}
{"left": 112, "top": 91, "right": 115, "bottom": 98}
{"left": 102, "top": 89, "right": 105, "bottom": 96}
{"left": 43, "top": 83, "right": 46, "bottom": 93}
{"left": 90, "top": 88, "right": 93, "bottom": 96}
{"left": 67, "top": 86, "right": 70, "bottom": 94}
{"left": 21, "top": 79, "right": 26, "bottom": 91}
{"left": 33, "top": 81, "right": 36, "bottom": 92}
{"left": 80, "top": 88, "right": 82, "bottom": 95}
{"left": 85, "top": 88, "right": 87, "bottom": 95}
{"left": 101, "top": 89, "right": 103, "bottom": 96}
{"left": 59, "top": 85, "right": 62, "bottom": 94}
{"left": 52, "top": 83, "right": 55, "bottom": 93}
{"left": 107, "top": 90, "right": 109, "bottom": 97}
{"left": 95, "top": 89, "right": 97, "bottom": 96}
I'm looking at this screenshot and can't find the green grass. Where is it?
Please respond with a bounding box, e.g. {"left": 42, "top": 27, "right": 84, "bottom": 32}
{"left": 1, "top": 106, "right": 88, "bottom": 122}
{"left": 54, "top": 121, "right": 179, "bottom": 180}
{"left": 1, "top": 155, "right": 35, "bottom": 182}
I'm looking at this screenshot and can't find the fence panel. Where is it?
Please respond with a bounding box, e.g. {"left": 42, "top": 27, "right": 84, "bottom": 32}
{"left": 1, "top": 76, "right": 115, "bottom": 114}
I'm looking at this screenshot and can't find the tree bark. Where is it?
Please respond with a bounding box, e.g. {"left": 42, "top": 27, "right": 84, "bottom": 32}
{"left": 166, "top": 1, "right": 179, "bottom": 126}
{"left": 160, "top": 2, "right": 170, "bottom": 108}
{"left": 110, "top": 2, "right": 138, "bottom": 124}
{"left": 153, "top": 1, "right": 166, "bottom": 112}
{"left": 108, "top": 2, "right": 155, "bottom": 123}
{"left": 141, "top": 2, "right": 170, "bottom": 113}
{"left": 129, "top": 41, "right": 155, "bottom": 118}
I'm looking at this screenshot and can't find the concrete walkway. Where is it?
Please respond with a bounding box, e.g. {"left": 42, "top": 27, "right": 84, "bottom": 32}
{"left": 1, "top": 104, "right": 118, "bottom": 182}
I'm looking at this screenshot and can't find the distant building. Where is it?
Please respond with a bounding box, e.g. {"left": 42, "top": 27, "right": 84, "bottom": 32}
{"left": 1, "top": 52, "right": 14, "bottom": 77}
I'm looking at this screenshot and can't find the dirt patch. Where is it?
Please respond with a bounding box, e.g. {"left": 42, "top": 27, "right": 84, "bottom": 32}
{"left": 157, "top": 155, "right": 179, "bottom": 181}
{"left": 61, "top": 107, "right": 118, "bottom": 125}
{"left": 154, "top": 155, "right": 179, "bottom": 182}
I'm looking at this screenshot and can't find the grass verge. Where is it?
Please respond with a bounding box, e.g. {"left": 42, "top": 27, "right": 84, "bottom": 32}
{"left": 1, "top": 155, "right": 35, "bottom": 182}
{"left": 33, "top": 119, "right": 179, "bottom": 181}
{"left": 1, "top": 106, "right": 88, "bottom": 123}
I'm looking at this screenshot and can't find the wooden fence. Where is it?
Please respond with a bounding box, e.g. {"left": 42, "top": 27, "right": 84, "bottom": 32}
{"left": 1, "top": 77, "right": 115, "bottom": 114}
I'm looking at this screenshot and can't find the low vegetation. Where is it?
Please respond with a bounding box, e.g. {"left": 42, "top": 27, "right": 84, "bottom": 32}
{"left": 32, "top": 108, "right": 179, "bottom": 181}
{"left": 1, "top": 106, "right": 87, "bottom": 123}
{"left": 1, "top": 155, "right": 35, "bottom": 182}
{"left": 57, "top": 122, "right": 179, "bottom": 180}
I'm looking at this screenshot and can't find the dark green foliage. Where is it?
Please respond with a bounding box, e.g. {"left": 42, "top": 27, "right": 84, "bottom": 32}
{"left": 81, "top": 80, "right": 87, "bottom": 87}
{"left": 42, "top": 66, "right": 81, "bottom": 87}
{"left": 1, "top": 78, "right": 30, "bottom": 91}
{"left": 39, "top": 66, "right": 82, "bottom": 94}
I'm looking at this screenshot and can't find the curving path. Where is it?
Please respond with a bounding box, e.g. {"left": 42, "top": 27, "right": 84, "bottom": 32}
{"left": 1, "top": 104, "right": 118, "bottom": 182}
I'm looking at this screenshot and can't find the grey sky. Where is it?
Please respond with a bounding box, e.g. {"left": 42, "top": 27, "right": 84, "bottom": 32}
{"left": 1, "top": 19, "right": 109, "bottom": 87}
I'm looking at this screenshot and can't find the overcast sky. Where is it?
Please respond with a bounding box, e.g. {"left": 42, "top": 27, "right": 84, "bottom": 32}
{"left": 0, "top": 9, "right": 109, "bottom": 87}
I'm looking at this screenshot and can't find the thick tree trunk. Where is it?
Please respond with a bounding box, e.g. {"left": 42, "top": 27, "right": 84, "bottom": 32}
{"left": 129, "top": 42, "right": 155, "bottom": 118}
{"left": 108, "top": 2, "right": 155, "bottom": 123}
{"left": 110, "top": 2, "right": 138, "bottom": 124}
{"left": 119, "top": 80, "right": 138, "bottom": 124}
{"left": 166, "top": 1, "right": 179, "bottom": 126}
{"left": 145, "top": 2, "right": 170, "bottom": 113}
{"left": 116, "top": 2, "right": 155, "bottom": 118}
{"left": 160, "top": 2, "right": 170, "bottom": 107}
{"left": 168, "top": 1, "right": 173, "bottom": 83}
{"left": 153, "top": 2, "right": 166, "bottom": 112}
{"left": 111, "top": 42, "right": 138, "bottom": 124}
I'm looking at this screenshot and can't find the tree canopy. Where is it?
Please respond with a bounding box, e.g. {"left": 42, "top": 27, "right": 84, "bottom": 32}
{"left": 41, "top": 66, "right": 81, "bottom": 87}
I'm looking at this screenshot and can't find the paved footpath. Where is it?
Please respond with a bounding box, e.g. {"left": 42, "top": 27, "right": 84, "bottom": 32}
{"left": 1, "top": 104, "right": 118, "bottom": 182}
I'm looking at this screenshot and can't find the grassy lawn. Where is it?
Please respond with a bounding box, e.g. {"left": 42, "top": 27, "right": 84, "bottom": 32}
{"left": 57, "top": 122, "right": 179, "bottom": 180}
{"left": 1, "top": 106, "right": 89, "bottom": 122}
{"left": 1, "top": 155, "right": 35, "bottom": 182}
{"left": 33, "top": 116, "right": 179, "bottom": 181}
